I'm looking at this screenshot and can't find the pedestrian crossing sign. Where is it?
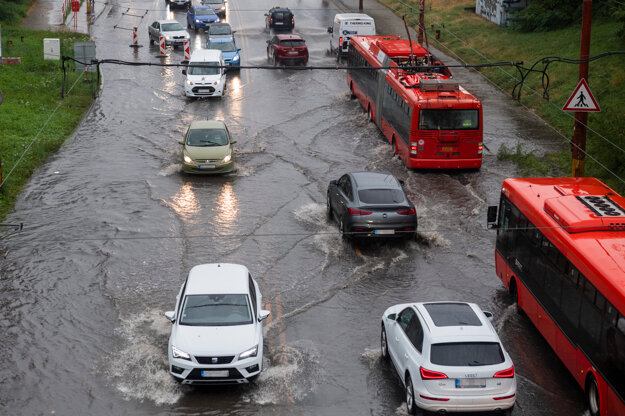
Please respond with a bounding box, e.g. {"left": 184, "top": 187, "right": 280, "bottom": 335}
{"left": 562, "top": 78, "right": 600, "bottom": 112}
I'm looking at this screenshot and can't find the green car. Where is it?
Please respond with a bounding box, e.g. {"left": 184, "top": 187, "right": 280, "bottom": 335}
{"left": 181, "top": 120, "right": 236, "bottom": 174}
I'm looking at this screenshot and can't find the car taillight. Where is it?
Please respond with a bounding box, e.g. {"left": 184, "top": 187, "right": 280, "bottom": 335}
{"left": 347, "top": 208, "right": 372, "bottom": 216}
{"left": 270, "top": 17, "right": 273, "bottom": 24}
{"left": 493, "top": 366, "right": 514, "bottom": 378}
{"left": 339, "top": 36, "right": 343, "bottom": 46}
{"left": 420, "top": 367, "right": 447, "bottom": 380}
{"left": 291, "top": 17, "right": 294, "bottom": 24}
{"left": 397, "top": 208, "right": 416, "bottom": 215}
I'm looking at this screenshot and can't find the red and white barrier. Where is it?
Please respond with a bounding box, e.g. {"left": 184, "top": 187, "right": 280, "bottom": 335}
{"left": 159, "top": 36, "right": 166, "bottom": 56}
{"left": 183, "top": 40, "right": 190, "bottom": 62}
{"left": 129, "top": 27, "right": 142, "bottom": 48}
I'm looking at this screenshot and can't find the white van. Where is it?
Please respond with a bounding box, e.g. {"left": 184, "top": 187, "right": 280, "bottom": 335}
{"left": 182, "top": 49, "right": 226, "bottom": 98}
{"left": 327, "top": 13, "right": 376, "bottom": 57}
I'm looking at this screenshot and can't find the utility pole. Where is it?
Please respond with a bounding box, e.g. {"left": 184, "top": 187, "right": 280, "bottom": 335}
{"left": 572, "top": 0, "right": 592, "bottom": 177}
{"left": 418, "top": 0, "right": 425, "bottom": 44}
{"left": 359, "top": 0, "right": 363, "bottom": 12}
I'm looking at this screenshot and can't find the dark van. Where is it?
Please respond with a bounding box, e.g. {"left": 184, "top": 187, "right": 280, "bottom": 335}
{"left": 265, "top": 7, "right": 294, "bottom": 30}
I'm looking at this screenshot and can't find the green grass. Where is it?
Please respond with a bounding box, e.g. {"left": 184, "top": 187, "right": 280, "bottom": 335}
{"left": 0, "top": 26, "right": 96, "bottom": 221}
{"left": 379, "top": 0, "right": 625, "bottom": 191}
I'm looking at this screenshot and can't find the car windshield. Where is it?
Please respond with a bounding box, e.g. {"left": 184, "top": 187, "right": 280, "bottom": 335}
{"left": 279, "top": 40, "right": 305, "bottom": 47}
{"left": 180, "top": 294, "right": 252, "bottom": 326}
{"left": 419, "top": 109, "right": 479, "bottom": 130}
{"left": 195, "top": 7, "right": 215, "bottom": 15}
{"left": 210, "top": 25, "right": 231, "bottom": 35}
{"left": 187, "top": 62, "right": 220, "bottom": 76}
{"left": 186, "top": 128, "right": 229, "bottom": 146}
{"left": 162, "top": 23, "right": 184, "bottom": 31}
{"left": 207, "top": 41, "right": 236, "bottom": 52}
{"left": 430, "top": 342, "right": 505, "bottom": 366}
{"left": 358, "top": 189, "right": 405, "bottom": 204}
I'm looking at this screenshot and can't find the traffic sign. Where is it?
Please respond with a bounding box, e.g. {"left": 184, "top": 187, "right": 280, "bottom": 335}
{"left": 562, "top": 78, "right": 600, "bottom": 112}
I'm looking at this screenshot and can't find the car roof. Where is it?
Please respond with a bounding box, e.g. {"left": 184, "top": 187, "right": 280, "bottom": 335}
{"left": 189, "top": 120, "right": 227, "bottom": 130}
{"left": 189, "top": 48, "right": 222, "bottom": 61}
{"left": 194, "top": 5, "right": 215, "bottom": 11}
{"left": 349, "top": 171, "right": 401, "bottom": 189}
{"left": 185, "top": 263, "right": 249, "bottom": 295}
{"left": 270, "top": 6, "right": 292, "bottom": 12}
{"left": 335, "top": 13, "right": 374, "bottom": 20}
{"left": 276, "top": 34, "right": 303, "bottom": 40}
{"left": 156, "top": 19, "right": 181, "bottom": 24}
{"left": 414, "top": 302, "right": 499, "bottom": 341}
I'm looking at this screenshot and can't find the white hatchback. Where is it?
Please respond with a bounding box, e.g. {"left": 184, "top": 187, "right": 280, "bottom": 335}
{"left": 165, "top": 263, "right": 270, "bottom": 384}
{"left": 380, "top": 302, "right": 516, "bottom": 415}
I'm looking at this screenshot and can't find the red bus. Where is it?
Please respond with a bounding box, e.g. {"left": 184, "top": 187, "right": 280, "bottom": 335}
{"left": 488, "top": 177, "right": 625, "bottom": 416}
{"left": 346, "top": 35, "right": 483, "bottom": 169}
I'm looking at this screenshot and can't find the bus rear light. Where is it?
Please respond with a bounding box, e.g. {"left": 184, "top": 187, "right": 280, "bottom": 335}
{"left": 397, "top": 208, "right": 416, "bottom": 215}
{"left": 493, "top": 366, "right": 514, "bottom": 378}
{"left": 348, "top": 208, "right": 372, "bottom": 216}
{"left": 478, "top": 142, "right": 483, "bottom": 154}
{"left": 410, "top": 141, "right": 417, "bottom": 155}
{"left": 420, "top": 367, "right": 447, "bottom": 380}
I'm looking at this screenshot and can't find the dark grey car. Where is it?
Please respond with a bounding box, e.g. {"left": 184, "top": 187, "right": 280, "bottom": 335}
{"left": 327, "top": 171, "right": 417, "bottom": 239}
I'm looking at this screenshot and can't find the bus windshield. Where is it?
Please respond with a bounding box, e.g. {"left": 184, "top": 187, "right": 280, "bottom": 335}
{"left": 418, "top": 109, "right": 479, "bottom": 130}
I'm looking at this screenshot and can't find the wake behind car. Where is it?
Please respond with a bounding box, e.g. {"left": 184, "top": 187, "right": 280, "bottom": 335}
{"left": 266, "top": 34, "right": 308, "bottom": 66}
{"left": 206, "top": 37, "right": 241, "bottom": 69}
{"left": 148, "top": 20, "right": 189, "bottom": 48}
{"left": 180, "top": 120, "right": 235, "bottom": 174}
{"left": 265, "top": 7, "right": 294, "bottom": 30}
{"left": 381, "top": 302, "right": 516, "bottom": 415}
{"left": 186, "top": 5, "right": 220, "bottom": 31}
{"left": 165, "top": 263, "right": 270, "bottom": 384}
{"left": 327, "top": 171, "right": 417, "bottom": 239}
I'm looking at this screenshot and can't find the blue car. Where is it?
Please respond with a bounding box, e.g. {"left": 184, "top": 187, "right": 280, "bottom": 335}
{"left": 206, "top": 37, "right": 241, "bottom": 69}
{"left": 186, "top": 6, "right": 220, "bottom": 31}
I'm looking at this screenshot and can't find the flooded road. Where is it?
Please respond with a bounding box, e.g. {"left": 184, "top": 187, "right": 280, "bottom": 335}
{"left": 0, "top": 0, "right": 586, "bottom": 414}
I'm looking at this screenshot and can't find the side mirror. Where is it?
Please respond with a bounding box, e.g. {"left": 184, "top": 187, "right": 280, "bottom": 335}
{"left": 329, "top": 179, "right": 337, "bottom": 186}
{"left": 487, "top": 205, "right": 498, "bottom": 228}
{"left": 264, "top": 13, "right": 268, "bottom": 16}
{"left": 327, "top": 26, "right": 333, "bottom": 33}
{"left": 179, "top": 140, "right": 185, "bottom": 145}
{"left": 165, "top": 311, "right": 175, "bottom": 322}
{"left": 483, "top": 311, "right": 494, "bottom": 321}
{"left": 230, "top": 140, "right": 237, "bottom": 145}
{"left": 237, "top": 48, "right": 241, "bottom": 51}
{"left": 182, "top": 69, "right": 187, "bottom": 75}
{"left": 387, "top": 313, "right": 397, "bottom": 321}
{"left": 398, "top": 179, "right": 405, "bottom": 186}
{"left": 266, "top": 40, "right": 270, "bottom": 44}
{"left": 232, "top": 30, "right": 237, "bottom": 34}
{"left": 259, "top": 310, "right": 271, "bottom": 321}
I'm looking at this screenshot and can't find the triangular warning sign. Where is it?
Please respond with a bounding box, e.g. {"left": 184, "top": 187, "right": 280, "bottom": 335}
{"left": 562, "top": 79, "right": 600, "bottom": 112}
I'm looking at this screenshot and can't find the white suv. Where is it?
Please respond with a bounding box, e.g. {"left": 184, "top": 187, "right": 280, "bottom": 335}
{"left": 380, "top": 302, "right": 516, "bottom": 415}
{"left": 165, "top": 264, "right": 270, "bottom": 384}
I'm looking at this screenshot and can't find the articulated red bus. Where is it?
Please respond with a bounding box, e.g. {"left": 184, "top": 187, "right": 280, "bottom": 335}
{"left": 346, "top": 35, "right": 483, "bottom": 169}
{"left": 488, "top": 177, "right": 625, "bottom": 416}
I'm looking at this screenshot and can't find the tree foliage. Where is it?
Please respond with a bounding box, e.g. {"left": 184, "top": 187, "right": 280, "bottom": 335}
{"left": 511, "top": 0, "right": 616, "bottom": 32}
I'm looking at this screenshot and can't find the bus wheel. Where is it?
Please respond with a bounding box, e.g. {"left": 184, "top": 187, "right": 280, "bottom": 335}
{"left": 350, "top": 84, "right": 355, "bottom": 99}
{"left": 368, "top": 106, "right": 374, "bottom": 122}
{"left": 586, "top": 375, "right": 600, "bottom": 416}
{"left": 392, "top": 138, "right": 398, "bottom": 155}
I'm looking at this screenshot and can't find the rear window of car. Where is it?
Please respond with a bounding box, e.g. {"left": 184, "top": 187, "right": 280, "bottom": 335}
{"left": 273, "top": 12, "right": 291, "bottom": 20}
{"left": 210, "top": 25, "right": 231, "bottom": 35}
{"left": 358, "top": 189, "right": 405, "bottom": 204}
{"left": 280, "top": 40, "right": 305, "bottom": 47}
{"left": 430, "top": 342, "right": 504, "bottom": 366}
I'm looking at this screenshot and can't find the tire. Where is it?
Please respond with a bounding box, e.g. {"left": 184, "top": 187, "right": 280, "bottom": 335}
{"left": 368, "top": 106, "right": 374, "bottom": 123}
{"left": 406, "top": 375, "right": 419, "bottom": 415}
{"left": 187, "top": 22, "right": 191, "bottom": 29}
{"left": 392, "top": 137, "right": 398, "bottom": 155}
{"left": 586, "top": 375, "right": 600, "bottom": 416}
{"left": 339, "top": 216, "right": 349, "bottom": 239}
{"left": 349, "top": 84, "right": 356, "bottom": 99}
{"left": 381, "top": 325, "right": 390, "bottom": 362}
{"left": 326, "top": 194, "right": 333, "bottom": 221}
{"left": 273, "top": 55, "right": 278, "bottom": 67}
{"left": 171, "top": 375, "right": 182, "bottom": 384}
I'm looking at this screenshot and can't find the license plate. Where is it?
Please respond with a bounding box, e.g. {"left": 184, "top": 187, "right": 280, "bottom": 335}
{"left": 441, "top": 146, "right": 454, "bottom": 151}
{"left": 275, "top": 22, "right": 283, "bottom": 25}
{"left": 199, "top": 164, "right": 216, "bottom": 170}
{"left": 201, "top": 370, "right": 229, "bottom": 378}
{"left": 288, "top": 51, "right": 298, "bottom": 55}
{"left": 374, "top": 229, "right": 395, "bottom": 235}
{"left": 455, "top": 378, "right": 486, "bottom": 388}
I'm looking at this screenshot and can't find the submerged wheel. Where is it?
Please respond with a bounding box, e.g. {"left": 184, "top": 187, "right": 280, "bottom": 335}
{"left": 586, "top": 375, "right": 600, "bottom": 416}
{"left": 406, "top": 375, "right": 418, "bottom": 415}
{"left": 381, "top": 325, "right": 389, "bottom": 362}
{"left": 368, "top": 106, "right": 374, "bottom": 122}
{"left": 392, "top": 137, "right": 398, "bottom": 155}
{"left": 339, "top": 216, "right": 349, "bottom": 239}
{"left": 326, "top": 195, "right": 333, "bottom": 221}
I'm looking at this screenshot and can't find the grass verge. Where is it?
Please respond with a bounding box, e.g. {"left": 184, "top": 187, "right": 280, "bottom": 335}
{"left": 0, "top": 26, "right": 97, "bottom": 222}
{"left": 378, "top": 0, "right": 625, "bottom": 191}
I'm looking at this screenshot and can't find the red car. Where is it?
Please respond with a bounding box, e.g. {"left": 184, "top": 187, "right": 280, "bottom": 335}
{"left": 266, "top": 34, "right": 308, "bottom": 66}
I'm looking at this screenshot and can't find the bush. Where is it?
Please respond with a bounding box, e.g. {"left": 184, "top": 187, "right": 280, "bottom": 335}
{"left": 0, "top": 0, "right": 36, "bottom": 25}
{"left": 511, "top": 0, "right": 615, "bottom": 32}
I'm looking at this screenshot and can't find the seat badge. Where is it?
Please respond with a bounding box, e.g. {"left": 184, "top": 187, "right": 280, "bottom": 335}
{"left": 211, "top": 357, "right": 218, "bottom": 364}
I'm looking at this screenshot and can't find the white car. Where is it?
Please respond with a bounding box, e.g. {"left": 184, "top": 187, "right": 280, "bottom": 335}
{"left": 182, "top": 49, "right": 226, "bottom": 98}
{"left": 148, "top": 20, "right": 190, "bottom": 48}
{"left": 380, "top": 302, "right": 516, "bottom": 415}
{"left": 165, "top": 263, "right": 270, "bottom": 384}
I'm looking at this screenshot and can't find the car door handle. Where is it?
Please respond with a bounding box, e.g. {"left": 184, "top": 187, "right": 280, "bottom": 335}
{"left": 395, "top": 337, "right": 399, "bottom": 342}
{"left": 404, "top": 353, "right": 409, "bottom": 359}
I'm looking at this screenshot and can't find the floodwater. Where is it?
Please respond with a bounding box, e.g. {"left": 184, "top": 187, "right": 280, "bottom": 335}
{"left": 1, "top": 0, "right": 586, "bottom": 414}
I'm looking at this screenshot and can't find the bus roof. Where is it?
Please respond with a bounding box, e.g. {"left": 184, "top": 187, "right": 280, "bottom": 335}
{"left": 350, "top": 35, "right": 428, "bottom": 60}
{"left": 502, "top": 177, "right": 625, "bottom": 309}
{"left": 386, "top": 72, "right": 481, "bottom": 109}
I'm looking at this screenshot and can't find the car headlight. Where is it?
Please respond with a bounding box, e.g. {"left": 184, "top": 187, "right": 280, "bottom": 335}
{"left": 185, "top": 79, "right": 193, "bottom": 86}
{"left": 195, "top": 19, "right": 200, "bottom": 22}
{"left": 172, "top": 345, "right": 191, "bottom": 360}
{"left": 164, "top": 35, "right": 171, "bottom": 40}
{"left": 239, "top": 345, "right": 258, "bottom": 360}
{"left": 183, "top": 154, "right": 193, "bottom": 163}
{"left": 222, "top": 153, "right": 231, "bottom": 163}
{"left": 232, "top": 55, "right": 239, "bottom": 62}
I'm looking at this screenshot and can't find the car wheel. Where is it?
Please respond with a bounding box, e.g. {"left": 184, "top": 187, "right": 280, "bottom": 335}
{"left": 339, "top": 216, "right": 350, "bottom": 239}
{"left": 381, "top": 325, "right": 390, "bottom": 362}
{"left": 326, "top": 194, "right": 333, "bottom": 221}
{"left": 273, "top": 55, "right": 278, "bottom": 67}
{"left": 171, "top": 375, "right": 182, "bottom": 383}
{"left": 194, "top": 24, "right": 198, "bottom": 32}
{"left": 187, "top": 21, "right": 191, "bottom": 29}
{"left": 406, "top": 375, "right": 419, "bottom": 415}
{"left": 586, "top": 375, "right": 600, "bottom": 416}
{"left": 149, "top": 35, "right": 154, "bottom": 45}
{"left": 350, "top": 83, "right": 356, "bottom": 99}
